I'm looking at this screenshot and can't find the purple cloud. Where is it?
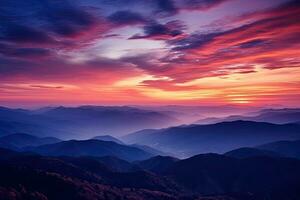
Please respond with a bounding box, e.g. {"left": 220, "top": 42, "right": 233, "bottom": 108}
{"left": 129, "top": 20, "right": 186, "bottom": 40}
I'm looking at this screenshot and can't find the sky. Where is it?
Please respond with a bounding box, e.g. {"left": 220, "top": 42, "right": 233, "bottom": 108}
{"left": 0, "top": 0, "right": 299, "bottom": 107}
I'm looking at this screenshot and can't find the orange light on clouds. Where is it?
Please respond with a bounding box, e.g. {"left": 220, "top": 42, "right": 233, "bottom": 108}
{"left": 0, "top": 0, "right": 299, "bottom": 107}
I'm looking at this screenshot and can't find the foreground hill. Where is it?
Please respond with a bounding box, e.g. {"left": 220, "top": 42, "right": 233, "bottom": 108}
{"left": 163, "top": 153, "right": 300, "bottom": 199}
{"left": 0, "top": 148, "right": 179, "bottom": 200}
{"left": 88, "top": 156, "right": 139, "bottom": 172}
{"left": 123, "top": 121, "right": 300, "bottom": 157}
{"left": 0, "top": 148, "right": 300, "bottom": 200}
{"left": 25, "top": 139, "right": 154, "bottom": 161}
{"left": 135, "top": 156, "right": 180, "bottom": 174}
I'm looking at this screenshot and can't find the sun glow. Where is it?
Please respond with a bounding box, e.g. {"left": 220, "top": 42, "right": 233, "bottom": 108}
{"left": 0, "top": 0, "right": 299, "bottom": 107}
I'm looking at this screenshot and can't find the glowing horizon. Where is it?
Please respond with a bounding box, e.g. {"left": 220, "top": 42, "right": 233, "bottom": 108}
{"left": 0, "top": 0, "right": 299, "bottom": 107}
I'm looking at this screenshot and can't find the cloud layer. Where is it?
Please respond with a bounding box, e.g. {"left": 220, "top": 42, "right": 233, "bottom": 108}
{"left": 0, "top": 0, "right": 299, "bottom": 106}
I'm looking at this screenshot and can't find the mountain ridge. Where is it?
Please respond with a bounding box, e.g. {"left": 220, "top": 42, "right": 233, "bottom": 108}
{"left": 123, "top": 120, "right": 300, "bottom": 157}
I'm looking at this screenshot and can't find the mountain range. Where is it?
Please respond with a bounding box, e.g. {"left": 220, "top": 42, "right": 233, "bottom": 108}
{"left": 257, "top": 140, "right": 300, "bottom": 159}
{"left": 224, "top": 140, "right": 300, "bottom": 160}
{"left": 1, "top": 105, "right": 300, "bottom": 199}
{"left": 0, "top": 133, "right": 61, "bottom": 150}
{"left": 23, "top": 139, "right": 155, "bottom": 161}
{"left": 0, "top": 106, "right": 179, "bottom": 138}
{"left": 0, "top": 133, "right": 168, "bottom": 161}
{"left": 123, "top": 120, "right": 300, "bottom": 157}
{"left": 224, "top": 147, "right": 282, "bottom": 159}
{"left": 196, "top": 108, "right": 300, "bottom": 124}
{"left": 92, "top": 135, "right": 124, "bottom": 144}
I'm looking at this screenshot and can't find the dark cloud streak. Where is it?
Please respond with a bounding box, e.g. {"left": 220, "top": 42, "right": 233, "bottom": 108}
{"left": 129, "top": 20, "right": 186, "bottom": 40}
{"left": 108, "top": 10, "right": 147, "bottom": 25}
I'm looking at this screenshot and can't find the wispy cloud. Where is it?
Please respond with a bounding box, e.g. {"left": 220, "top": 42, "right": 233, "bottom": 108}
{"left": 0, "top": 0, "right": 299, "bottom": 106}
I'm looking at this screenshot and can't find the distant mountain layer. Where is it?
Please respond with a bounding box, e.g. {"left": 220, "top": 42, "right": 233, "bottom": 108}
{"left": 137, "top": 105, "right": 261, "bottom": 123}
{"left": 257, "top": 140, "right": 300, "bottom": 159}
{"left": 123, "top": 120, "right": 300, "bottom": 157}
{"left": 1, "top": 148, "right": 300, "bottom": 200}
{"left": 224, "top": 140, "right": 300, "bottom": 160}
{"left": 92, "top": 135, "right": 124, "bottom": 144}
{"left": 0, "top": 133, "right": 61, "bottom": 150}
{"left": 224, "top": 147, "right": 281, "bottom": 159}
{"left": 0, "top": 106, "right": 179, "bottom": 138}
{"left": 0, "top": 133, "right": 168, "bottom": 161}
{"left": 196, "top": 108, "right": 300, "bottom": 124}
{"left": 24, "top": 139, "right": 154, "bottom": 161}
{"left": 130, "top": 144, "right": 170, "bottom": 156}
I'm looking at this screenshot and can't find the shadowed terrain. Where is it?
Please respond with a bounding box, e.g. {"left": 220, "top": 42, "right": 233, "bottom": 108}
{"left": 1, "top": 148, "right": 300, "bottom": 200}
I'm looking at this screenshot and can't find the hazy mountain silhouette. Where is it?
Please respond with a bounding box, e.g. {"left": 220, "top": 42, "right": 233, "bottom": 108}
{"left": 257, "top": 140, "right": 300, "bottom": 159}
{"left": 25, "top": 139, "right": 154, "bottom": 161}
{"left": 197, "top": 108, "right": 300, "bottom": 124}
{"left": 123, "top": 120, "right": 300, "bottom": 157}
{"left": 224, "top": 147, "right": 281, "bottom": 159}
{"left": 251, "top": 108, "right": 300, "bottom": 124}
{"left": 0, "top": 106, "right": 179, "bottom": 138}
{"left": 137, "top": 105, "right": 261, "bottom": 124}
{"left": 0, "top": 107, "right": 70, "bottom": 137}
{"left": 92, "top": 135, "right": 124, "bottom": 144}
{"left": 0, "top": 119, "right": 67, "bottom": 138}
{"left": 130, "top": 144, "right": 170, "bottom": 156}
{"left": 0, "top": 133, "right": 61, "bottom": 150}
{"left": 0, "top": 132, "right": 169, "bottom": 162}
{"left": 42, "top": 106, "right": 180, "bottom": 137}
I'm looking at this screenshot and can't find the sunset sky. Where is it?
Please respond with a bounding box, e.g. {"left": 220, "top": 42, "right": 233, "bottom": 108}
{"left": 0, "top": 0, "right": 299, "bottom": 107}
